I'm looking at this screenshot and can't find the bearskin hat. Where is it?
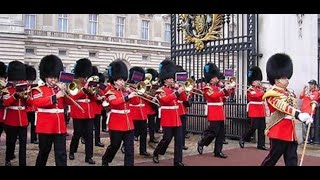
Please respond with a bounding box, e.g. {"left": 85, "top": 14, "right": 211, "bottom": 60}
{"left": 248, "top": 66, "right": 262, "bottom": 85}
{"left": 91, "top": 66, "right": 99, "bottom": 76}
{"left": 26, "top": 65, "right": 37, "bottom": 81}
{"left": 39, "top": 55, "right": 63, "bottom": 81}
{"left": 98, "top": 73, "right": 105, "bottom": 84}
{"left": 218, "top": 72, "right": 225, "bottom": 80}
{"left": 108, "top": 60, "right": 128, "bottom": 84}
{"left": 145, "top": 68, "right": 158, "bottom": 81}
{"left": 204, "top": 63, "right": 220, "bottom": 83}
{"left": 7, "top": 60, "right": 26, "bottom": 81}
{"left": 128, "top": 66, "right": 145, "bottom": 84}
{"left": 176, "top": 65, "right": 186, "bottom": 72}
{"left": 0, "top": 61, "right": 7, "bottom": 78}
{"left": 266, "top": 53, "right": 293, "bottom": 85}
{"left": 159, "top": 59, "right": 176, "bottom": 82}
{"left": 74, "top": 58, "right": 92, "bottom": 78}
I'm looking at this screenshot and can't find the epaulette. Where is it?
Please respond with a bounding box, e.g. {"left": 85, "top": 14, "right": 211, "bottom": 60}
{"left": 31, "top": 86, "right": 43, "bottom": 94}
{"left": 203, "top": 85, "right": 212, "bottom": 90}
{"left": 104, "top": 89, "right": 115, "bottom": 96}
{"left": 262, "top": 88, "right": 282, "bottom": 100}
{"left": 155, "top": 88, "right": 165, "bottom": 94}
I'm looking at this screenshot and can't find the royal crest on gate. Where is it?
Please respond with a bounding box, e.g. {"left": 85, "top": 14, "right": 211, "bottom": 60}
{"left": 180, "top": 14, "right": 223, "bottom": 51}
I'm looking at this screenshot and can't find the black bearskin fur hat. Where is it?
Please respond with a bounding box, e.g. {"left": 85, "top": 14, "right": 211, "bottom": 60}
{"left": 26, "top": 65, "right": 37, "bottom": 81}
{"left": 91, "top": 66, "right": 99, "bottom": 76}
{"left": 0, "top": 61, "right": 7, "bottom": 78}
{"left": 74, "top": 58, "right": 92, "bottom": 78}
{"left": 176, "top": 65, "right": 186, "bottom": 72}
{"left": 204, "top": 62, "right": 220, "bottom": 83}
{"left": 39, "top": 54, "right": 63, "bottom": 81}
{"left": 7, "top": 60, "right": 26, "bottom": 81}
{"left": 159, "top": 59, "right": 176, "bottom": 83}
{"left": 145, "top": 68, "right": 158, "bottom": 81}
{"left": 128, "top": 66, "right": 145, "bottom": 83}
{"left": 108, "top": 59, "right": 128, "bottom": 85}
{"left": 266, "top": 53, "right": 293, "bottom": 85}
{"left": 98, "top": 73, "right": 105, "bottom": 84}
{"left": 248, "top": 66, "right": 263, "bottom": 85}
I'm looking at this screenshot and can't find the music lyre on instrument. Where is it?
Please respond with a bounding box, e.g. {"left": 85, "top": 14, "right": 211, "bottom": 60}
{"left": 58, "top": 72, "right": 84, "bottom": 113}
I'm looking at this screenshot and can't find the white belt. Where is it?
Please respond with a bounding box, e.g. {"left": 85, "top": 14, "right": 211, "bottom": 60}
{"left": 129, "top": 104, "right": 145, "bottom": 107}
{"left": 110, "top": 109, "right": 130, "bottom": 114}
{"left": 76, "top": 99, "right": 91, "bottom": 103}
{"left": 6, "top": 106, "right": 26, "bottom": 110}
{"left": 37, "top": 108, "right": 64, "bottom": 113}
{"left": 207, "top": 102, "right": 223, "bottom": 106}
{"left": 161, "top": 106, "right": 179, "bottom": 110}
{"left": 284, "top": 115, "right": 295, "bottom": 120}
{"left": 246, "top": 101, "right": 264, "bottom": 112}
{"left": 177, "top": 100, "right": 183, "bottom": 103}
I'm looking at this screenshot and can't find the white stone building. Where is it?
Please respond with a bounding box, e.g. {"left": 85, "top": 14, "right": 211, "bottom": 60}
{"left": 0, "top": 14, "right": 171, "bottom": 74}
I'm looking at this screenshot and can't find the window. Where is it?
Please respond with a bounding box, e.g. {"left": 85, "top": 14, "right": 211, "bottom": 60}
{"left": 89, "top": 51, "right": 97, "bottom": 58}
{"left": 88, "top": 14, "right": 98, "bottom": 35}
{"left": 116, "top": 17, "right": 125, "bottom": 37}
{"left": 141, "top": 20, "right": 149, "bottom": 40}
{"left": 59, "top": 49, "right": 67, "bottom": 56}
{"left": 165, "top": 23, "right": 171, "bottom": 42}
{"left": 58, "top": 14, "right": 68, "bottom": 32}
{"left": 25, "top": 48, "right": 35, "bottom": 55}
{"left": 142, "top": 55, "right": 149, "bottom": 62}
{"left": 25, "top": 14, "right": 36, "bottom": 29}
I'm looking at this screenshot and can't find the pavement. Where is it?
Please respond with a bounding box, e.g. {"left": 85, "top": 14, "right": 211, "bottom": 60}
{"left": 1, "top": 124, "right": 320, "bottom": 166}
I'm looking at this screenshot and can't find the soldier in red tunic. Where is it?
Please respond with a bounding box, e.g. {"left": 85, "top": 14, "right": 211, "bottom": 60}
{"left": 152, "top": 59, "right": 185, "bottom": 166}
{"left": 261, "top": 53, "right": 313, "bottom": 166}
{"left": 3, "top": 61, "right": 28, "bottom": 166}
{"left": 197, "top": 63, "right": 231, "bottom": 159}
{"left": 31, "top": 54, "right": 68, "bottom": 166}
{"left": 68, "top": 58, "right": 96, "bottom": 164}
{"left": 25, "top": 65, "right": 38, "bottom": 144}
{"left": 101, "top": 60, "right": 138, "bottom": 166}
{"left": 239, "top": 66, "right": 268, "bottom": 150}
{"left": 0, "top": 61, "right": 7, "bottom": 142}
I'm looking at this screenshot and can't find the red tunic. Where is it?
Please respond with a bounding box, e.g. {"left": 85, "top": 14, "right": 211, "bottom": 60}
{"left": 247, "top": 86, "right": 266, "bottom": 117}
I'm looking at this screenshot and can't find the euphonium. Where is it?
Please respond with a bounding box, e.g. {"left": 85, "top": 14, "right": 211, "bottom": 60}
{"left": 87, "top": 75, "right": 100, "bottom": 95}
{"left": 67, "top": 79, "right": 82, "bottom": 96}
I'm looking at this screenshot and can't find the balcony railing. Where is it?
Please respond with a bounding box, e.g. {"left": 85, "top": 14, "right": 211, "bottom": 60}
{"left": 25, "top": 29, "right": 171, "bottom": 47}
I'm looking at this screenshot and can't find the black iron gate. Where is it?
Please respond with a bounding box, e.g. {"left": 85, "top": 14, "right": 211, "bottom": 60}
{"left": 171, "top": 14, "right": 259, "bottom": 139}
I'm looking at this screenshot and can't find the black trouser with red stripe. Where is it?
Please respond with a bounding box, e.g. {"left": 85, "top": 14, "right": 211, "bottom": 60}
{"left": 36, "top": 133, "right": 67, "bottom": 166}
{"left": 102, "top": 130, "right": 134, "bottom": 166}
{"left": 134, "top": 120, "right": 147, "bottom": 153}
{"left": 4, "top": 125, "right": 27, "bottom": 166}
{"left": 27, "top": 112, "right": 37, "bottom": 142}
{"left": 261, "top": 138, "right": 298, "bottom": 166}
{"left": 198, "top": 121, "right": 225, "bottom": 155}
{"left": 0, "top": 122, "right": 4, "bottom": 141}
{"left": 147, "top": 114, "right": 156, "bottom": 141}
{"left": 153, "top": 126, "right": 183, "bottom": 164}
{"left": 69, "top": 119, "right": 94, "bottom": 160}
{"left": 94, "top": 114, "right": 102, "bottom": 144}
{"left": 241, "top": 117, "right": 266, "bottom": 148}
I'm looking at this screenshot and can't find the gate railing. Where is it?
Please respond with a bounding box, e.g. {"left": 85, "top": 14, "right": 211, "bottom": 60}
{"left": 186, "top": 96, "right": 251, "bottom": 140}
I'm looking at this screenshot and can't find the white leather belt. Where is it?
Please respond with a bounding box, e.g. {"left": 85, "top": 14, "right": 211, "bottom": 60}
{"left": 6, "top": 106, "right": 26, "bottom": 110}
{"left": 248, "top": 101, "right": 264, "bottom": 105}
{"left": 207, "top": 102, "right": 223, "bottom": 106}
{"left": 110, "top": 109, "right": 130, "bottom": 114}
{"left": 129, "top": 104, "right": 145, "bottom": 107}
{"left": 161, "top": 106, "right": 179, "bottom": 110}
{"left": 37, "top": 108, "right": 64, "bottom": 113}
{"left": 283, "top": 115, "right": 295, "bottom": 120}
{"left": 76, "top": 99, "right": 91, "bottom": 103}
{"left": 177, "top": 100, "right": 183, "bottom": 103}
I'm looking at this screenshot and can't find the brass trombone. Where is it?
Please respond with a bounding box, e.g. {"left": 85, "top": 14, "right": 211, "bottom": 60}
{"left": 126, "top": 82, "right": 160, "bottom": 106}
{"left": 178, "top": 78, "right": 203, "bottom": 96}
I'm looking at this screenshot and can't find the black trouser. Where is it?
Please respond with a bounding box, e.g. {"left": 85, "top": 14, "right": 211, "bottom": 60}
{"left": 101, "top": 108, "right": 107, "bottom": 131}
{"left": 198, "top": 121, "right": 225, "bottom": 155}
{"left": 148, "top": 114, "right": 156, "bottom": 140}
{"left": 69, "top": 119, "right": 94, "bottom": 160}
{"left": 27, "top": 112, "right": 37, "bottom": 142}
{"left": 5, "top": 125, "right": 27, "bottom": 166}
{"left": 102, "top": 130, "right": 134, "bottom": 166}
{"left": 94, "top": 114, "right": 102, "bottom": 144}
{"left": 36, "top": 134, "right": 67, "bottom": 166}
{"left": 241, "top": 117, "right": 266, "bottom": 148}
{"left": 180, "top": 114, "right": 187, "bottom": 147}
{"left": 134, "top": 120, "right": 147, "bottom": 153}
{"left": 261, "top": 138, "right": 298, "bottom": 166}
{"left": 153, "top": 126, "right": 183, "bottom": 164}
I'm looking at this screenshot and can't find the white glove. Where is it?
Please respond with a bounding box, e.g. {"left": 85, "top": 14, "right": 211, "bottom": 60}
{"left": 298, "top": 112, "right": 312, "bottom": 123}
{"left": 305, "top": 117, "right": 314, "bottom": 125}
